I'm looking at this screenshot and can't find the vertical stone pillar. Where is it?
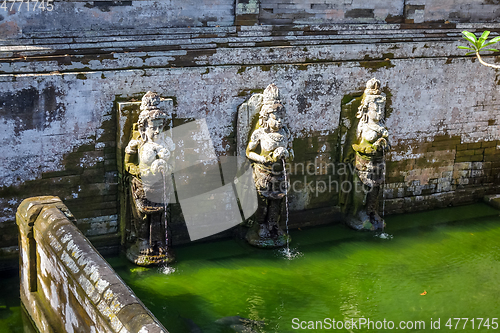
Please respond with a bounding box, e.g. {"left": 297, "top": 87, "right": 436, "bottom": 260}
{"left": 16, "top": 196, "right": 73, "bottom": 293}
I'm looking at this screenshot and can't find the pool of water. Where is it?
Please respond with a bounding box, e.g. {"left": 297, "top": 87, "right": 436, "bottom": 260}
{"left": 107, "top": 203, "right": 500, "bottom": 333}
{"left": 0, "top": 270, "right": 32, "bottom": 333}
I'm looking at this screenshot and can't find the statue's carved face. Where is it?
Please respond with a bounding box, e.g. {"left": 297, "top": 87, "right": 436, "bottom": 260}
{"left": 267, "top": 111, "right": 284, "bottom": 132}
{"left": 144, "top": 118, "right": 164, "bottom": 142}
{"left": 367, "top": 102, "right": 384, "bottom": 123}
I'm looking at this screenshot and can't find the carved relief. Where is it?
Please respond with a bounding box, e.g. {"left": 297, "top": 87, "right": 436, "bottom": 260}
{"left": 346, "top": 78, "right": 390, "bottom": 231}
{"left": 124, "top": 91, "right": 175, "bottom": 266}
{"left": 241, "top": 84, "right": 294, "bottom": 247}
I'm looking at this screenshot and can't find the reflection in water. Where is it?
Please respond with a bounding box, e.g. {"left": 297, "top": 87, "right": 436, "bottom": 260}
{"left": 246, "top": 294, "right": 264, "bottom": 322}
{"left": 339, "top": 277, "right": 363, "bottom": 330}
{"left": 245, "top": 294, "right": 266, "bottom": 332}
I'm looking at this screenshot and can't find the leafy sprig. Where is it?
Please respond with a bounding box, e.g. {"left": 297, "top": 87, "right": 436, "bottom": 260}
{"left": 458, "top": 30, "right": 500, "bottom": 69}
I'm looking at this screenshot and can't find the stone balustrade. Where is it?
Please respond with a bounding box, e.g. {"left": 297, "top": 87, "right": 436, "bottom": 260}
{"left": 16, "top": 196, "right": 168, "bottom": 333}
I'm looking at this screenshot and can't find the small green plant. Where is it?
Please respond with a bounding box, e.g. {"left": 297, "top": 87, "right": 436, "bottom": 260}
{"left": 458, "top": 30, "right": 500, "bottom": 69}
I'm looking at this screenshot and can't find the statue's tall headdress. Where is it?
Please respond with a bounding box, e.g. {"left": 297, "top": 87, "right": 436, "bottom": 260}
{"left": 137, "top": 91, "right": 168, "bottom": 140}
{"left": 259, "top": 84, "right": 284, "bottom": 128}
{"left": 356, "top": 78, "right": 386, "bottom": 122}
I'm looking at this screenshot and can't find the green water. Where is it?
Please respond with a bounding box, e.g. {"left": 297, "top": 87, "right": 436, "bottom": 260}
{"left": 0, "top": 271, "right": 26, "bottom": 333}
{"left": 1, "top": 203, "right": 499, "bottom": 332}
{"left": 108, "top": 203, "right": 500, "bottom": 333}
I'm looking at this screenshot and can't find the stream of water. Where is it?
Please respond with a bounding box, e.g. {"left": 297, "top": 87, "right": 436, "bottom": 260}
{"left": 281, "top": 158, "right": 291, "bottom": 258}
{"left": 162, "top": 170, "right": 169, "bottom": 249}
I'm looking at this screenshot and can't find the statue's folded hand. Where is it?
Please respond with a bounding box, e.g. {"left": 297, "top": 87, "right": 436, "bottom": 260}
{"left": 150, "top": 159, "right": 168, "bottom": 175}
{"left": 157, "top": 148, "right": 171, "bottom": 161}
{"left": 125, "top": 139, "right": 140, "bottom": 154}
{"left": 272, "top": 147, "right": 289, "bottom": 161}
{"left": 374, "top": 137, "right": 389, "bottom": 151}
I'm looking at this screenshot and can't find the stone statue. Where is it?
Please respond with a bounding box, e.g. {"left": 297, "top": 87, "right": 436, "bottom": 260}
{"left": 347, "top": 78, "right": 390, "bottom": 231}
{"left": 245, "top": 84, "right": 294, "bottom": 247}
{"left": 124, "top": 91, "right": 175, "bottom": 265}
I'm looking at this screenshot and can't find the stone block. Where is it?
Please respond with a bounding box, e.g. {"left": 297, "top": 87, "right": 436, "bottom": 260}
{"left": 482, "top": 141, "right": 497, "bottom": 148}
{"left": 484, "top": 194, "right": 500, "bottom": 210}
{"left": 485, "top": 154, "right": 500, "bottom": 162}
{"left": 471, "top": 170, "right": 484, "bottom": 178}
{"left": 431, "top": 139, "right": 460, "bottom": 149}
{"left": 456, "top": 155, "right": 483, "bottom": 163}
{"left": 475, "top": 149, "right": 485, "bottom": 155}
{"left": 433, "top": 135, "right": 461, "bottom": 142}
{"left": 454, "top": 162, "right": 472, "bottom": 170}
{"left": 427, "top": 146, "right": 451, "bottom": 152}
{"left": 467, "top": 142, "right": 482, "bottom": 149}
{"left": 472, "top": 177, "right": 486, "bottom": 185}
{"left": 471, "top": 162, "right": 484, "bottom": 170}
{"left": 470, "top": 154, "right": 484, "bottom": 162}
{"left": 456, "top": 150, "right": 474, "bottom": 157}
{"left": 484, "top": 147, "right": 499, "bottom": 155}
{"left": 441, "top": 171, "right": 452, "bottom": 178}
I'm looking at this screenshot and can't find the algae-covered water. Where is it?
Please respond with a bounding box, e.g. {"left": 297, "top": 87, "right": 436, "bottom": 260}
{"left": 1, "top": 203, "right": 500, "bottom": 333}
{"left": 0, "top": 270, "right": 31, "bottom": 333}
{"left": 108, "top": 203, "right": 500, "bottom": 333}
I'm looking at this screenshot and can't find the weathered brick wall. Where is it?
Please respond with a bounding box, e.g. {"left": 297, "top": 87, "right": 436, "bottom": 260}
{"left": 16, "top": 196, "right": 167, "bottom": 332}
{"left": 386, "top": 137, "right": 500, "bottom": 213}
{"left": 256, "top": 0, "right": 500, "bottom": 25}
{"left": 405, "top": 0, "right": 500, "bottom": 24}
{"left": 0, "top": 1, "right": 235, "bottom": 38}
{"left": 259, "top": 0, "right": 405, "bottom": 25}
{"left": 0, "top": 79, "right": 120, "bottom": 258}
{"left": 1, "top": 1, "right": 500, "bottom": 260}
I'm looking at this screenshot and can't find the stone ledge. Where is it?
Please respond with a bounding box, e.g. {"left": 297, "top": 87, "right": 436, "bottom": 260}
{"left": 1, "top": 23, "right": 499, "bottom": 74}
{"left": 16, "top": 196, "right": 168, "bottom": 333}
{"left": 484, "top": 194, "right": 500, "bottom": 210}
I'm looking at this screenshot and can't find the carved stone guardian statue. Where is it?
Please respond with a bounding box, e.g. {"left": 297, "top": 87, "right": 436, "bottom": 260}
{"left": 245, "top": 84, "right": 294, "bottom": 247}
{"left": 124, "top": 91, "right": 175, "bottom": 265}
{"left": 347, "top": 78, "right": 390, "bottom": 231}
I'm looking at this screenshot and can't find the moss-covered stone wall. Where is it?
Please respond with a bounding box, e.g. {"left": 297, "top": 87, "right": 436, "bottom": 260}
{"left": 385, "top": 136, "right": 500, "bottom": 213}
{"left": 1, "top": 1, "right": 500, "bottom": 263}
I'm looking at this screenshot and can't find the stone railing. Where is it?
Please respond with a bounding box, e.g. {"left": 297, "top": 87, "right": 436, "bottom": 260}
{"left": 16, "top": 196, "right": 168, "bottom": 333}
